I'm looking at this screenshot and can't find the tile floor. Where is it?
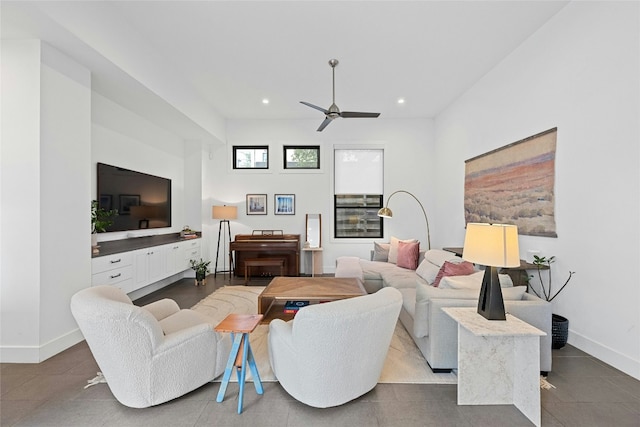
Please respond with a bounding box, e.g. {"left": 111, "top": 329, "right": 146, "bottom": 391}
{"left": 2, "top": 276, "right": 639, "bottom": 426}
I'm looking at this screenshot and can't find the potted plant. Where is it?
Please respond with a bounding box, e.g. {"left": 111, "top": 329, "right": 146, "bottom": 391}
{"left": 91, "top": 200, "right": 118, "bottom": 253}
{"left": 528, "top": 255, "right": 575, "bottom": 349}
{"left": 190, "top": 258, "right": 211, "bottom": 286}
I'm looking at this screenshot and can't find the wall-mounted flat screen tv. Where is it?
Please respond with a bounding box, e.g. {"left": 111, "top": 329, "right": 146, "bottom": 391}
{"left": 97, "top": 162, "right": 171, "bottom": 232}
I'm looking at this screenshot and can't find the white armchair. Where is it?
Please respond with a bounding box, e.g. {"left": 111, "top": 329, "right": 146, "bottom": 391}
{"left": 70, "top": 285, "right": 230, "bottom": 408}
{"left": 268, "top": 287, "right": 402, "bottom": 408}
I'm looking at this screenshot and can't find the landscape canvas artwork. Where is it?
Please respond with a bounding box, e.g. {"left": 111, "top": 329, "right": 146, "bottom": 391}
{"left": 464, "top": 128, "right": 558, "bottom": 237}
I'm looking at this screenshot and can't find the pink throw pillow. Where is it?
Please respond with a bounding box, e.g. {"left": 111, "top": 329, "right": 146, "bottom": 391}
{"left": 433, "top": 261, "right": 475, "bottom": 287}
{"left": 397, "top": 241, "right": 420, "bottom": 270}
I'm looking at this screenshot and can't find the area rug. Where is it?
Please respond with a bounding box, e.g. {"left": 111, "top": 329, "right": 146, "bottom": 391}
{"left": 191, "top": 285, "right": 458, "bottom": 384}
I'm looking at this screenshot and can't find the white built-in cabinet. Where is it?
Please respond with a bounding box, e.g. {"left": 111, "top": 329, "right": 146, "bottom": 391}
{"left": 134, "top": 247, "right": 165, "bottom": 290}
{"left": 91, "top": 252, "right": 135, "bottom": 293}
{"left": 91, "top": 238, "right": 201, "bottom": 294}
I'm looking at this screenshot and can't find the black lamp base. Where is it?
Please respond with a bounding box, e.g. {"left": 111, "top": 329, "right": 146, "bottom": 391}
{"left": 477, "top": 266, "right": 506, "bottom": 320}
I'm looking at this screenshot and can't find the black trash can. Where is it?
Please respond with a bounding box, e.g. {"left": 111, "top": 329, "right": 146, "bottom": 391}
{"left": 552, "top": 314, "right": 569, "bottom": 349}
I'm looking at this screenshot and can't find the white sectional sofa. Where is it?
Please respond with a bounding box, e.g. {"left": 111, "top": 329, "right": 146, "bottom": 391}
{"left": 335, "top": 247, "right": 552, "bottom": 373}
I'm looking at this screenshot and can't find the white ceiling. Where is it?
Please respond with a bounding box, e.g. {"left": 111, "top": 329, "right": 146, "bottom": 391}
{"left": 2, "top": 1, "right": 569, "bottom": 138}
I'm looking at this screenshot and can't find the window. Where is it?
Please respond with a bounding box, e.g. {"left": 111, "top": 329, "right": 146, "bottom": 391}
{"left": 334, "top": 148, "right": 384, "bottom": 238}
{"left": 283, "top": 146, "right": 320, "bottom": 169}
{"left": 334, "top": 195, "right": 383, "bottom": 238}
{"left": 233, "top": 146, "right": 269, "bottom": 169}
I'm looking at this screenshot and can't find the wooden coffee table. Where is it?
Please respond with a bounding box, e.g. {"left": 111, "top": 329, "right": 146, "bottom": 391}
{"left": 257, "top": 276, "right": 367, "bottom": 324}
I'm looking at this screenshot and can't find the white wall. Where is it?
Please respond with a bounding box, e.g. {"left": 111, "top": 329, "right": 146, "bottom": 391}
{"left": 1, "top": 41, "right": 92, "bottom": 362}
{"left": 206, "top": 118, "right": 434, "bottom": 274}
{"left": 434, "top": 2, "right": 639, "bottom": 378}
{"left": 91, "top": 93, "right": 188, "bottom": 242}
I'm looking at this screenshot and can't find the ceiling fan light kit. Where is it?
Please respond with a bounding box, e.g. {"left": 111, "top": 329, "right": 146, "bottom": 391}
{"left": 300, "top": 59, "right": 381, "bottom": 131}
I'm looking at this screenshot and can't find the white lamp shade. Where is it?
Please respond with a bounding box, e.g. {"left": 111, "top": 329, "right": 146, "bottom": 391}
{"left": 462, "top": 223, "right": 520, "bottom": 268}
{"left": 212, "top": 205, "right": 238, "bottom": 220}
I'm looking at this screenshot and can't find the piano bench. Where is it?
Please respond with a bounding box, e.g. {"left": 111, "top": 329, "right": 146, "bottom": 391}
{"left": 244, "top": 258, "right": 286, "bottom": 285}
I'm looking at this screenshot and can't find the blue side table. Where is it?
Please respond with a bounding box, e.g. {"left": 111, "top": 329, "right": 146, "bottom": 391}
{"left": 215, "top": 314, "right": 264, "bottom": 414}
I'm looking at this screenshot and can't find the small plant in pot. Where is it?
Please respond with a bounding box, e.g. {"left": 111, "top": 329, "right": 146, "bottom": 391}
{"left": 190, "top": 259, "right": 211, "bottom": 286}
{"left": 528, "top": 255, "right": 575, "bottom": 349}
{"left": 91, "top": 200, "right": 118, "bottom": 253}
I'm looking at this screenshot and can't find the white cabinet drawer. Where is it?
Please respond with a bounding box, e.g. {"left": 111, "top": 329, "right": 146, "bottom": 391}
{"left": 91, "top": 265, "right": 133, "bottom": 287}
{"left": 183, "top": 246, "right": 201, "bottom": 261}
{"left": 92, "top": 252, "right": 133, "bottom": 274}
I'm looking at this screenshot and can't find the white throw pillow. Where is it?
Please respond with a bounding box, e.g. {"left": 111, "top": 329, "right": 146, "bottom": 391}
{"left": 388, "top": 236, "right": 418, "bottom": 264}
{"left": 423, "top": 249, "right": 461, "bottom": 267}
{"left": 439, "top": 271, "right": 514, "bottom": 290}
{"left": 415, "top": 259, "right": 441, "bottom": 284}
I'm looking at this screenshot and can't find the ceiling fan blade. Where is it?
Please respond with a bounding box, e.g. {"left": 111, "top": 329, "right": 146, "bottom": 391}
{"left": 340, "top": 111, "right": 381, "bottom": 118}
{"left": 300, "top": 101, "right": 328, "bottom": 114}
{"left": 317, "top": 117, "right": 333, "bottom": 132}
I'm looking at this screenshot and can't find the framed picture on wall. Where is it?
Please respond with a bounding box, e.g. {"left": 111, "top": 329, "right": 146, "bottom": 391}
{"left": 274, "top": 194, "right": 295, "bottom": 215}
{"left": 246, "top": 194, "right": 267, "bottom": 215}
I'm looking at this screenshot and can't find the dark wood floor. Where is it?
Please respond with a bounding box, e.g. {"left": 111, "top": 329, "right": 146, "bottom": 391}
{"left": 2, "top": 275, "right": 639, "bottom": 426}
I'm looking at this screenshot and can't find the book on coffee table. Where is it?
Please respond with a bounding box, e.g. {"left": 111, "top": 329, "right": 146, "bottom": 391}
{"left": 283, "top": 300, "right": 309, "bottom": 314}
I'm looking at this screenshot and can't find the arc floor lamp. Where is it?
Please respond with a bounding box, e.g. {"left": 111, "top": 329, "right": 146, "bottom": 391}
{"left": 377, "top": 190, "right": 431, "bottom": 250}
{"left": 212, "top": 205, "right": 238, "bottom": 277}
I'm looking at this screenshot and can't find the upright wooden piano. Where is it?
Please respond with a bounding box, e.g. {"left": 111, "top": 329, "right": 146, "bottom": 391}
{"left": 230, "top": 232, "right": 300, "bottom": 277}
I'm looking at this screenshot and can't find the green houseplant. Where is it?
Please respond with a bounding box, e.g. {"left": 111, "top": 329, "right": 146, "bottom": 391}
{"left": 91, "top": 200, "right": 118, "bottom": 233}
{"left": 528, "top": 255, "right": 575, "bottom": 349}
{"left": 190, "top": 258, "right": 211, "bottom": 286}
{"left": 91, "top": 200, "right": 118, "bottom": 252}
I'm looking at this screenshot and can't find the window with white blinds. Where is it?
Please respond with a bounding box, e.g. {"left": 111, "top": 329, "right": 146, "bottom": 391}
{"left": 334, "top": 148, "right": 384, "bottom": 238}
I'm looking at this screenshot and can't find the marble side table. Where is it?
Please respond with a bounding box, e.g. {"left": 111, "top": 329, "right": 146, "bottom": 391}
{"left": 443, "top": 307, "right": 546, "bottom": 427}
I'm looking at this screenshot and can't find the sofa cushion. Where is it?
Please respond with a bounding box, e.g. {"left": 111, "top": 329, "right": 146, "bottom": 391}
{"left": 415, "top": 259, "right": 441, "bottom": 284}
{"left": 439, "top": 270, "right": 514, "bottom": 289}
{"left": 412, "top": 283, "right": 526, "bottom": 338}
{"left": 380, "top": 268, "right": 425, "bottom": 289}
{"left": 388, "top": 236, "right": 418, "bottom": 264}
{"left": 417, "top": 282, "right": 525, "bottom": 302}
{"left": 360, "top": 259, "right": 396, "bottom": 280}
{"left": 424, "top": 249, "right": 461, "bottom": 267}
{"left": 372, "top": 242, "right": 390, "bottom": 262}
{"left": 335, "top": 256, "right": 364, "bottom": 280}
{"left": 398, "top": 288, "right": 416, "bottom": 319}
{"left": 397, "top": 241, "right": 420, "bottom": 270}
{"left": 433, "top": 261, "right": 475, "bottom": 287}
{"left": 416, "top": 250, "right": 463, "bottom": 285}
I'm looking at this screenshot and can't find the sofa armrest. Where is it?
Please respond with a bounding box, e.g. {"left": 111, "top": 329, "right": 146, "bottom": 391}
{"left": 143, "top": 298, "right": 180, "bottom": 321}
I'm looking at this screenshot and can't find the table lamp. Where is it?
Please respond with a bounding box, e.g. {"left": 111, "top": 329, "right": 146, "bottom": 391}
{"left": 462, "top": 223, "right": 520, "bottom": 320}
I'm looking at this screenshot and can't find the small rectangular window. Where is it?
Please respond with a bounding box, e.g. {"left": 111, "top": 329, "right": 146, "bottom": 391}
{"left": 233, "top": 146, "right": 269, "bottom": 169}
{"left": 283, "top": 145, "right": 320, "bottom": 169}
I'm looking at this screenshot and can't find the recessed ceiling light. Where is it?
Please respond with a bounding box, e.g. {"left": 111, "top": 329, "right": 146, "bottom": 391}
{"left": 262, "top": 98, "right": 270, "bottom": 104}
{"left": 397, "top": 98, "right": 405, "bottom": 104}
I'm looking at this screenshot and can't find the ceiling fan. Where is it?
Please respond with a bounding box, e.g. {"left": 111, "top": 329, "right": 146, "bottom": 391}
{"left": 300, "top": 59, "right": 380, "bottom": 132}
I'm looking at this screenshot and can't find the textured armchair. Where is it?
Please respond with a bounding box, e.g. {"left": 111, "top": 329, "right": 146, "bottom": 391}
{"left": 268, "top": 287, "right": 402, "bottom": 408}
{"left": 70, "top": 285, "right": 230, "bottom": 408}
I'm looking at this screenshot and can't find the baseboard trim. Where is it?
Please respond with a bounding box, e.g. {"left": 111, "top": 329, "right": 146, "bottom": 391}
{"left": 568, "top": 329, "right": 639, "bottom": 380}
{"left": 0, "top": 328, "right": 84, "bottom": 363}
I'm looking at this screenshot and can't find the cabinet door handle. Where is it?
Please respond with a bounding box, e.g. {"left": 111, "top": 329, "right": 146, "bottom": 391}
{"left": 110, "top": 273, "right": 121, "bottom": 279}
{"left": 110, "top": 259, "right": 121, "bottom": 264}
